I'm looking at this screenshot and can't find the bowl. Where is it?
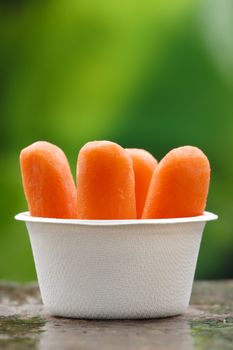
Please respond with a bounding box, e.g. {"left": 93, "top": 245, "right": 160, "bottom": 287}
{"left": 15, "top": 211, "right": 217, "bottom": 319}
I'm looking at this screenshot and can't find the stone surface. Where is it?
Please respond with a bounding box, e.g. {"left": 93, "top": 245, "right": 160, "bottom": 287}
{"left": 0, "top": 281, "right": 233, "bottom": 349}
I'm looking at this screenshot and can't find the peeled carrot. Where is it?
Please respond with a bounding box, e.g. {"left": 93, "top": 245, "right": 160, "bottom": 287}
{"left": 20, "top": 141, "right": 77, "bottom": 218}
{"left": 76, "top": 141, "right": 136, "bottom": 219}
{"left": 142, "top": 146, "right": 210, "bottom": 219}
{"left": 125, "top": 148, "right": 158, "bottom": 218}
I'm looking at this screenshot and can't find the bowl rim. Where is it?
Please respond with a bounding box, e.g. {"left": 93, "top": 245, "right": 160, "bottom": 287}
{"left": 15, "top": 211, "right": 218, "bottom": 226}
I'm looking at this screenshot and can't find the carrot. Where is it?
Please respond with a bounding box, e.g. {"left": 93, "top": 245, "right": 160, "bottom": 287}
{"left": 20, "top": 141, "right": 77, "bottom": 218}
{"left": 142, "top": 146, "right": 210, "bottom": 219}
{"left": 126, "top": 148, "right": 157, "bottom": 218}
{"left": 76, "top": 141, "right": 136, "bottom": 219}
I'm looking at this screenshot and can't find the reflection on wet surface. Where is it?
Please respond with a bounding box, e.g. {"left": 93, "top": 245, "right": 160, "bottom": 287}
{"left": 39, "top": 317, "right": 193, "bottom": 350}
{"left": 0, "top": 281, "right": 233, "bottom": 350}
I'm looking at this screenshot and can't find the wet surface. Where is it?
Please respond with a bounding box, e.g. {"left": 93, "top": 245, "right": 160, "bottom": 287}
{"left": 0, "top": 281, "right": 232, "bottom": 349}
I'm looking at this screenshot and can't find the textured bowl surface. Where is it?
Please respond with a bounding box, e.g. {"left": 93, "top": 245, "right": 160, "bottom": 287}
{"left": 15, "top": 211, "right": 217, "bottom": 319}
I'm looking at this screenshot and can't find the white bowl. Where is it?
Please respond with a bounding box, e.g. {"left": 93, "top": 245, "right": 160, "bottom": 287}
{"left": 15, "top": 211, "right": 217, "bottom": 319}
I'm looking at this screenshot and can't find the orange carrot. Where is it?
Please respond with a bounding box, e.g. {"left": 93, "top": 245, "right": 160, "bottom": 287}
{"left": 76, "top": 141, "right": 136, "bottom": 219}
{"left": 126, "top": 148, "right": 158, "bottom": 218}
{"left": 20, "top": 141, "right": 77, "bottom": 218}
{"left": 142, "top": 146, "right": 210, "bottom": 219}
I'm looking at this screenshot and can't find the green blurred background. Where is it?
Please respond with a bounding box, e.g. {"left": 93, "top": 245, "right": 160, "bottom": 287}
{"left": 0, "top": 0, "right": 233, "bottom": 281}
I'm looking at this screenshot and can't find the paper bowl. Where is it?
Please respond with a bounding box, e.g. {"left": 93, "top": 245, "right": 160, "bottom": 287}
{"left": 15, "top": 211, "right": 217, "bottom": 319}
